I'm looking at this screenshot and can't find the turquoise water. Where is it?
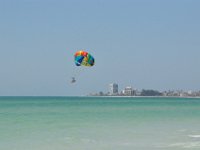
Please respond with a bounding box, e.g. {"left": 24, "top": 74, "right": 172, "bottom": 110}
{"left": 1, "top": 97, "right": 200, "bottom": 150}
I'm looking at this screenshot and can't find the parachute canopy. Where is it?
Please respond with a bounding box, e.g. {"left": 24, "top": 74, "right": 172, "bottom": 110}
{"left": 74, "top": 50, "right": 95, "bottom": 67}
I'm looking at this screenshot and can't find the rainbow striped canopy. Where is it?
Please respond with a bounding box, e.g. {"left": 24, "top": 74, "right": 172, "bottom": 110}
{"left": 74, "top": 50, "right": 95, "bottom": 67}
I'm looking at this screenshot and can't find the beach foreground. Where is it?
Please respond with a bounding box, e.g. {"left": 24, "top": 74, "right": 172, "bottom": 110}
{"left": 1, "top": 96, "right": 200, "bottom": 150}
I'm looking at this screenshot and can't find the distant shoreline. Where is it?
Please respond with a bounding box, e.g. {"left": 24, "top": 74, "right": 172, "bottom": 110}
{"left": 0, "top": 96, "right": 200, "bottom": 99}
{"left": 86, "top": 95, "right": 200, "bottom": 99}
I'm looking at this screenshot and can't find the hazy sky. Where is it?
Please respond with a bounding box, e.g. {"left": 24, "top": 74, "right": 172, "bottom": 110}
{"left": 0, "top": 0, "right": 200, "bottom": 96}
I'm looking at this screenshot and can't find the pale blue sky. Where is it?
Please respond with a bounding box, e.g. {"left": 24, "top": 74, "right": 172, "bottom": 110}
{"left": 0, "top": 0, "right": 200, "bottom": 96}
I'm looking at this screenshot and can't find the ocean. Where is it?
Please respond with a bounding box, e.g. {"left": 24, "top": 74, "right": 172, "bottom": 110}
{"left": 0, "top": 96, "right": 200, "bottom": 150}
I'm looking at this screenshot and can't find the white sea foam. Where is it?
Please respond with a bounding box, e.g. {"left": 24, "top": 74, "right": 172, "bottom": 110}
{"left": 166, "top": 142, "right": 200, "bottom": 148}
{"left": 177, "top": 129, "right": 187, "bottom": 132}
{"left": 188, "top": 135, "right": 200, "bottom": 138}
{"left": 120, "top": 142, "right": 135, "bottom": 146}
{"left": 155, "top": 141, "right": 200, "bottom": 148}
{"left": 64, "top": 136, "right": 73, "bottom": 141}
{"left": 80, "top": 138, "right": 96, "bottom": 143}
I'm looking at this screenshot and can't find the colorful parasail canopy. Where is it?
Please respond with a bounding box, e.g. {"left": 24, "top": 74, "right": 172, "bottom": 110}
{"left": 74, "top": 50, "right": 95, "bottom": 67}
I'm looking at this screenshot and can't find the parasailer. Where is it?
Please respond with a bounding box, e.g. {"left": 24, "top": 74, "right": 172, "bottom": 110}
{"left": 71, "top": 77, "right": 76, "bottom": 83}
{"left": 70, "top": 50, "right": 95, "bottom": 83}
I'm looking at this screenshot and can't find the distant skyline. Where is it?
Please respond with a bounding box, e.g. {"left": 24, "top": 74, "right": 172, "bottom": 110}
{"left": 0, "top": 0, "right": 200, "bottom": 96}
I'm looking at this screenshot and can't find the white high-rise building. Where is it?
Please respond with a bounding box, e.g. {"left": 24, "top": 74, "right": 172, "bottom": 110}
{"left": 109, "top": 83, "right": 118, "bottom": 95}
{"left": 123, "top": 86, "right": 135, "bottom": 96}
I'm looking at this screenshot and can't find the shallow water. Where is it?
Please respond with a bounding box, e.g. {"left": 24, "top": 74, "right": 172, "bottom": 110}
{"left": 1, "top": 96, "right": 200, "bottom": 150}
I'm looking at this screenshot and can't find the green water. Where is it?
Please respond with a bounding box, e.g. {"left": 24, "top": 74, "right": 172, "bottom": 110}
{"left": 1, "top": 97, "right": 200, "bottom": 150}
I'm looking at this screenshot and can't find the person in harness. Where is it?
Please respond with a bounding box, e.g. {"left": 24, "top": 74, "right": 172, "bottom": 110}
{"left": 71, "top": 77, "right": 76, "bottom": 83}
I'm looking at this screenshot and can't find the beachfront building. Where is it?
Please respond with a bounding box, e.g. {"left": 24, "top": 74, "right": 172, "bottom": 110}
{"left": 109, "top": 83, "right": 118, "bottom": 95}
{"left": 123, "top": 86, "right": 135, "bottom": 96}
{"left": 135, "top": 89, "right": 141, "bottom": 96}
